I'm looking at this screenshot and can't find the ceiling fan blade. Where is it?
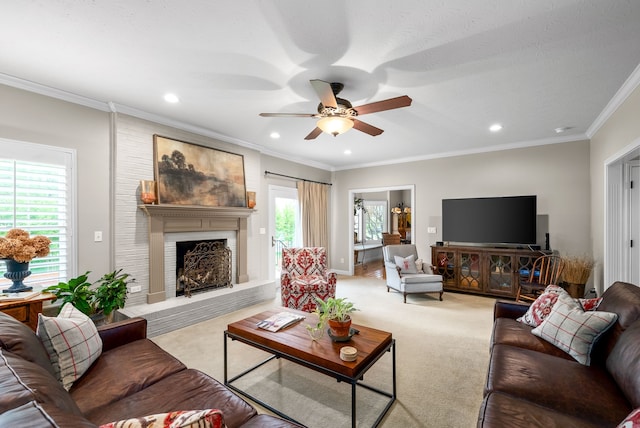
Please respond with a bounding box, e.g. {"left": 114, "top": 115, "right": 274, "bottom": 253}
{"left": 304, "top": 127, "right": 323, "bottom": 140}
{"left": 353, "top": 95, "right": 412, "bottom": 116}
{"left": 352, "top": 119, "right": 384, "bottom": 136}
{"left": 259, "top": 113, "right": 317, "bottom": 117}
{"left": 310, "top": 79, "right": 337, "bottom": 108}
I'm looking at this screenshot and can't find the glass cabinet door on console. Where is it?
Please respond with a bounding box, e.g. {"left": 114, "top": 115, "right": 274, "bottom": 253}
{"left": 458, "top": 250, "right": 482, "bottom": 292}
{"left": 517, "top": 253, "right": 540, "bottom": 285}
{"left": 433, "top": 249, "right": 456, "bottom": 287}
{"left": 485, "top": 252, "right": 515, "bottom": 296}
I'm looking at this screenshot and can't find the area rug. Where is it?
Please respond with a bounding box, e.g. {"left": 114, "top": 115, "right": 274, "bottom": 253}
{"left": 152, "top": 275, "right": 496, "bottom": 427}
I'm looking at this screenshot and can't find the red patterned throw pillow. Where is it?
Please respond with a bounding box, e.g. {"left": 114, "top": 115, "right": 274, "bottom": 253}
{"left": 517, "top": 285, "right": 567, "bottom": 327}
{"left": 618, "top": 408, "right": 640, "bottom": 428}
{"left": 579, "top": 297, "right": 603, "bottom": 311}
{"left": 100, "top": 409, "right": 225, "bottom": 428}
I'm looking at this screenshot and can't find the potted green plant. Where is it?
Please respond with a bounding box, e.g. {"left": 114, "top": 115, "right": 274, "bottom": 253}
{"left": 310, "top": 297, "right": 358, "bottom": 340}
{"left": 43, "top": 269, "right": 134, "bottom": 324}
{"left": 43, "top": 271, "right": 94, "bottom": 315}
{"left": 92, "top": 269, "right": 133, "bottom": 323}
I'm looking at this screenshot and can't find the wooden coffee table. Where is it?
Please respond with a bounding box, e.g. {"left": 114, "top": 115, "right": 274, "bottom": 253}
{"left": 224, "top": 308, "right": 396, "bottom": 427}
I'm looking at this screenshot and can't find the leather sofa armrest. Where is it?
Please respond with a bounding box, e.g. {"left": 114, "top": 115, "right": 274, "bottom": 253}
{"left": 97, "top": 317, "right": 147, "bottom": 352}
{"left": 493, "top": 300, "right": 530, "bottom": 320}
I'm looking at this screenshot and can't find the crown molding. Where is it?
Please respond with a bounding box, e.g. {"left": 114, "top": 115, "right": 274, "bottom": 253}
{"left": 0, "top": 73, "right": 110, "bottom": 111}
{"left": 586, "top": 63, "right": 640, "bottom": 138}
{"left": 334, "top": 133, "right": 589, "bottom": 171}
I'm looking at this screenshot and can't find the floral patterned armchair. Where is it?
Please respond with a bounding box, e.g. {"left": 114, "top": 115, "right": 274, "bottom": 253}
{"left": 280, "top": 247, "right": 337, "bottom": 312}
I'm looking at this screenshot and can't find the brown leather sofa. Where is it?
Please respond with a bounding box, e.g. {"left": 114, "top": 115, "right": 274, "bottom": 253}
{"left": 0, "top": 312, "right": 300, "bottom": 427}
{"left": 477, "top": 281, "right": 640, "bottom": 427}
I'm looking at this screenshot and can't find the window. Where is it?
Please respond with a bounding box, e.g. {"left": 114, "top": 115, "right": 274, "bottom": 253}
{"left": 355, "top": 200, "right": 388, "bottom": 244}
{"left": 0, "top": 139, "right": 75, "bottom": 288}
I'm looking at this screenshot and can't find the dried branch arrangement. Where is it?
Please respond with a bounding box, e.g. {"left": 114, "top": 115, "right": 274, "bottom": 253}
{"left": 561, "top": 256, "right": 595, "bottom": 284}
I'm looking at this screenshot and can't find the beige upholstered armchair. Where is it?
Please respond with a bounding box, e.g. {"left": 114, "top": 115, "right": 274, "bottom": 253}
{"left": 383, "top": 244, "right": 443, "bottom": 303}
{"left": 280, "top": 247, "right": 337, "bottom": 312}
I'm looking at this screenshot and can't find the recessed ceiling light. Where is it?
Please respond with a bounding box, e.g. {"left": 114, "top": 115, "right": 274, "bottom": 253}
{"left": 344, "top": 149, "right": 352, "bottom": 155}
{"left": 270, "top": 132, "right": 280, "bottom": 139}
{"left": 163, "top": 93, "right": 180, "bottom": 103}
{"left": 489, "top": 123, "right": 503, "bottom": 132}
{"left": 554, "top": 126, "right": 573, "bottom": 133}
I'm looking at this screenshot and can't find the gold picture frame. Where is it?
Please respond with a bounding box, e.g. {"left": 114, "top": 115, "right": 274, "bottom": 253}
{"left": 153, "top": 135, "right": 247, "bottom": 207}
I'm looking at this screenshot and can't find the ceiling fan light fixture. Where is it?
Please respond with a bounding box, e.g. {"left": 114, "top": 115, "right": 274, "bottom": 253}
{"left": 317, "top": 116, "right": 354, "bottom": 137}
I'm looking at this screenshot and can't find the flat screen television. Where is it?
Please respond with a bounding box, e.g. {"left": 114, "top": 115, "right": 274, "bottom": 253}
{"left": 442, "top": 195, "right": 537, "bottom": 246}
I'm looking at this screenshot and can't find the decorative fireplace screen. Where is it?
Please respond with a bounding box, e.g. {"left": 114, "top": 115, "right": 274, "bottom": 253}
{"left": 177, "top": 241, "right": 232, "bottom": 297}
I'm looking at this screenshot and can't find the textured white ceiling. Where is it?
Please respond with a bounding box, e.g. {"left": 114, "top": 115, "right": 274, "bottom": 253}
{"left": 1, "top": 0, "right": 640, "bottom": 170}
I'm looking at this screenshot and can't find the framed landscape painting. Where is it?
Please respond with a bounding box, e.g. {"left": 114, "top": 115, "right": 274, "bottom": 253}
{"left": 153, "top": 135, "right": 247, "bottom": 207}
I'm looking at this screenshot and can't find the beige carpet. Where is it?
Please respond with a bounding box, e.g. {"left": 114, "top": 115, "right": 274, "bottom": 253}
{"left": 152, "top": 275, "right": 496, "bottom": 427}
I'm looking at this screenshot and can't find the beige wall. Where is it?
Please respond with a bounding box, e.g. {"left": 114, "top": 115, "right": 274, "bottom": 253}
{"left": 0, "top": 84, "right": 111, "bottom": 276}
{"left": 590, "top": 85, "right": 640, "bottom": 292}
{"left": 332, "top": 141, "right": 592, "bottom": 275}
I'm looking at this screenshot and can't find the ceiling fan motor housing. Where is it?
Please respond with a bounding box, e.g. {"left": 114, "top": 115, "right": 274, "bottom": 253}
{"left": 317, "top": 97, "right": 355, "bottom": 115}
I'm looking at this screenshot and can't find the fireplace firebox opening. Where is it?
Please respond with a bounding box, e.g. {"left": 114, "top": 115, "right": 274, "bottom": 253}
{"left": 176, "top": 239, "right": 232, "bottom": 297}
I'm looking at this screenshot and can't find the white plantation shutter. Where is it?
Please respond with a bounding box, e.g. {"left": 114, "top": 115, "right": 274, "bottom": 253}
{"left": 0, "top": 139, "right": 75, "bottom": 288}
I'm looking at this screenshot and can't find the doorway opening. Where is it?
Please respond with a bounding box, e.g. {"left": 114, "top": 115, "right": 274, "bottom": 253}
{"left": 349, "top": 185, "right": 415, "bottom": 277}
{"left": 605, "top": 139, "right": 640, "bottom": 290}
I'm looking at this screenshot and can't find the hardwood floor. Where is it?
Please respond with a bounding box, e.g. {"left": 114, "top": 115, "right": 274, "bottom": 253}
{"left": 353, "top": 259, "right": 385, "bottom": 279}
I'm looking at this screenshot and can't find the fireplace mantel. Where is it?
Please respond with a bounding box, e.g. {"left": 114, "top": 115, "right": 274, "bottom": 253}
{"left": 139, "top": 204, "right": 253, "bottom": 304}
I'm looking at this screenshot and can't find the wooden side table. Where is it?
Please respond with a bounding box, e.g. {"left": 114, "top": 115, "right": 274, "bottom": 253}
{"left": 0, "top": 293, "right": 56, "bottom": 331}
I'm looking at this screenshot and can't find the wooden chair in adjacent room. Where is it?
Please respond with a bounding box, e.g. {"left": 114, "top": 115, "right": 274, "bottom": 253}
{"left": 382, "top": 233, "right": 401, "bottom": 246}
{"left": 516, "top": 255, "right": 565, "bottom": 302}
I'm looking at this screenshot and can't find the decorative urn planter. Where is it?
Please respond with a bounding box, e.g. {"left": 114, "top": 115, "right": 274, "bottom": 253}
{"left": 2, "top": 259, "right": 33, "bottom": 293}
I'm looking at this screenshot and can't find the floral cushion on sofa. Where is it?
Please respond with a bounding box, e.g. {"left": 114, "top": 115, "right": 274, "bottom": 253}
{"left": 517, "top": 285, "right": 567, "bottom": 327}
{"left": 579, "top": 296, "right": 603, "bottom": 311}
{"left": 100, "top": 409, "right": 225, "bottom": 428}
{"left": 617, "top": 408, "right": 640, "bottom": 428}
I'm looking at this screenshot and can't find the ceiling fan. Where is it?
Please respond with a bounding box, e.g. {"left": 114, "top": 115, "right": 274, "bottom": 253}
{"left": 259, "top": 79, "right": 412, "bottom": 140}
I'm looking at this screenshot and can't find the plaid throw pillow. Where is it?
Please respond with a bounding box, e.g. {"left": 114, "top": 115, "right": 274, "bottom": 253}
{"left": 36, "top": 303, "right": 102, "bottom": 390}
{"left": 531, "top": 293, "right": 617, "bottom": 365}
